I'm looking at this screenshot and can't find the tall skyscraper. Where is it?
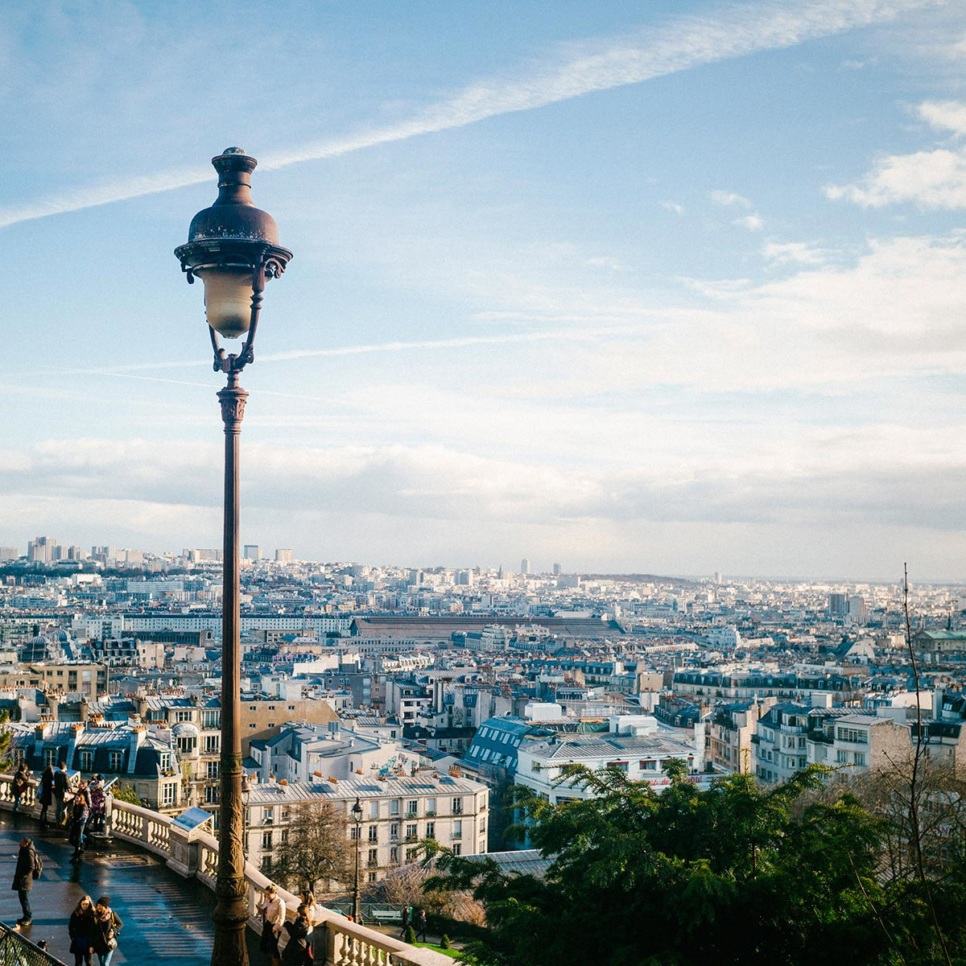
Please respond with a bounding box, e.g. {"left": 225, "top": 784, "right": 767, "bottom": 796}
{"left": 552, "top": 562, "right": 561, "bottom": 576}
{"left": 521, "top": 558, "right": 531, "bottom": 574}
{"left": 244, "top": 544, "right": 261, "bottom": 561}
{"left": 275, "top": 548, "right": 294, "bottom": 564}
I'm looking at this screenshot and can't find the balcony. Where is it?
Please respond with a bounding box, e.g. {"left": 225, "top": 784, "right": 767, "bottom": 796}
{"left": 0, "top": 774, "right": 450, "bottom": 966}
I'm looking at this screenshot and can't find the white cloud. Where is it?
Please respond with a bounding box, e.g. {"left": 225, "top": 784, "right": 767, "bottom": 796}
{"left": 661, "top": 201, "right": 686, "bottom": 216}
{"left": 827, "top": 99, "right": 966, "bottom": 208}
{"left": 712, "top": 190, "right": 753, "bottom": 208}
{"left": 734, "top": 213, "right": 765, "bottom": 231}
{"left": 0, "top": 0, "right": 944, "bottom": 229}
{"left": 763, "top": 241, "right": 828, "bottom": 264}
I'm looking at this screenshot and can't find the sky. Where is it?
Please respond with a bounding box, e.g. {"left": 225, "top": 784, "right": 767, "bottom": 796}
{"left": 2, "top": 0, "right": 966, "bottom": 581}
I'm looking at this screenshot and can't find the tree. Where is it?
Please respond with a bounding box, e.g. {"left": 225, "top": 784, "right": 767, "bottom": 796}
{"left": 270, "top": 800, "right": 353, "bottom": 896}
{"left": 425, "top": 762, "right": 953, "bottom": 966}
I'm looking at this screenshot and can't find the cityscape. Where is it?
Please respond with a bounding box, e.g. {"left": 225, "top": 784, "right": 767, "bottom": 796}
{"left": 3, "top": 0, "right": 966, "bottom": 963}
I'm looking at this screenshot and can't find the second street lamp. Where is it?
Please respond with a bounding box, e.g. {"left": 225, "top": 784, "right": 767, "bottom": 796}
{"left": 175, "top": 147, "right": 292, "bottom": 966}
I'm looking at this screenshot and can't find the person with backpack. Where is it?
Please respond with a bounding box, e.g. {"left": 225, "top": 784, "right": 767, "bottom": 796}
{"left": 11, "top": 836, "right": 41, "bottom": 928}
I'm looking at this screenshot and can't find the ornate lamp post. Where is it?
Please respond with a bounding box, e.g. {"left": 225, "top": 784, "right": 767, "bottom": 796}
{"left": 175, "top": 148, "right": 292, "bottom": 966}
{"left": 351, "top": 797, "right": 363, "bottom": 923}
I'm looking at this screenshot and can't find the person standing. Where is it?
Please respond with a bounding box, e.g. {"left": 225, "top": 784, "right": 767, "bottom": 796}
{"left": 281, "top": 904, "right": 313, "bottom": 966}
{"left": 68, "top": 894, "right": 97, "bottom": 966}
{"left": 92, "top": 896, "right": 122, "bottom": 966}
{"left": 88, "top": 776, "right": 106, "bottom": 833}
{"left": 416, "top": 907, "right": 427, "bottom": 942}
{"left": 69, "top": 781, "right": 92, "bottom": 861}
{"left": 11, "top": 836, "right": 39, "bottom": 927}
{"left": 257, "top": 883, "right": 285, "bottom": 966}
{"left": 53, "top": 761, "right": 70, "bottom": 826}
{"left": 39, "top": 764, "right": 54, "bottom": 828}
{"left": 12, "top": 763, "right": 30, "bottom": 814}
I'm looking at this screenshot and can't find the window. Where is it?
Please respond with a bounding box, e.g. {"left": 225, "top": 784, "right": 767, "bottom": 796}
{"left": 263, "top": 808, "right": 274, "bottom": 825}
{"left": 369, "top": 801, "right": 379, "bottom": 820}
{"left": 177, "top": 737, "right": 195, "bottom": 754}
{"left": 390, "top": 847, "right": 399, "bottom": 864}
{"left": 109, "top": 751, "right": 123, "bottom": 772}
{"left": 288, "top": 705, "right": 295, "bottom": 711}
{"left": 368, "top": 848, "right": 378, "bottom": 867}
{"left": 262, "top": 831, "right": 273, "bottom": 850}
{"left": 203, "top": 735, "right": 220, "bottom": 754}
{"left": 202, "top": 711, "right": 220, "bottom": 728}
{"left": 406, "top": 824, "right": 417, "bottom": 841}
{"left": 368, "top": 872, "right": 377, "bottom": 883}
{"left": 425, "top": 822, "right": 435, "bottom": 840}
{"left": 390, "top": 823, "right": 399, "bottom": 841}
{"left": 281, "top": 830, "right": 289, "bottom": 844}
{"left": 452, "top": 844, "right": 461, "bottom": 856}
{"left": 426, "top": 798, "right": 436, "bottom": 815}
{"left": 176, "top": 710, "right": 193, "bottom": 722}
{"left": 406, "top": 847, "right": 419, "bottom": 862}
{"left": 350, "top": 826, "right": 360, "bottom": 841}
{"left": 43, "top": 748, "right": 58, "bottom": 767}
{"left": 206, "top": 761, "right": 220, "bottom": 780}
{"left": 205, "top": 786, "right": 219, "bottom": 804}
{"left": 640, "top": 759, "right": 658, "bottom": 771}
{"left": 390, "top": 800, "right": 400, "bottom": 816}
{"left": 368, "top": 826, "right": 378, "bottom": 843}
{"left": 162, "top": 783, "right": 176, "bottom": 806}
{"left": 453, "top": 820, "right": 462, "bottom": 839}
{"left": 836, "top": 727, "right": 868, "bottom": 744}
{"left": 606, "top": 761, "right": 629, "bottom": 773}
{"left": 79, "top": 750, "right": 94, "bottom": 771}
{"left": 452, "top": 798, "right": 463, "bottom": 815}
{"left": 406, "top": 800, "right": 418, "bottom": 816}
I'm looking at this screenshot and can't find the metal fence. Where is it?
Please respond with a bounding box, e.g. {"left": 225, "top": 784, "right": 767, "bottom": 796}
{"left": 0, "top": 924, "right": 66, "bottom": 966}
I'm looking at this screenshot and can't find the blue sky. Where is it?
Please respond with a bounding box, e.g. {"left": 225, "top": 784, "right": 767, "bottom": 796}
{"left": 2, "top": 0, "right": 966, "bottom": 580}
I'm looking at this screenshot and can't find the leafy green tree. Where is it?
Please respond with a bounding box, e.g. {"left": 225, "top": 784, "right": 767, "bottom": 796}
{"left": 426, "top": 762, "right": 949, "bottom": 966}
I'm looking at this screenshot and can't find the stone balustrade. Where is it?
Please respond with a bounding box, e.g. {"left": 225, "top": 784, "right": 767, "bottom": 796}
{"left": 0, "top": 774, "right": 450, "bottom": 966}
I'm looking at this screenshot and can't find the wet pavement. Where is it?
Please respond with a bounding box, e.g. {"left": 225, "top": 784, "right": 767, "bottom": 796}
{"left": 0, "top": 811, "right": 261, "bottom": 965}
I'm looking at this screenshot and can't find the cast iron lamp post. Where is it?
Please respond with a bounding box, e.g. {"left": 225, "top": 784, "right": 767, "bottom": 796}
{"left": 175, "top": 148, "right": 292, "bottom": 966}
{"left": 352, "top": 797, "right": 363, "bottom": 923}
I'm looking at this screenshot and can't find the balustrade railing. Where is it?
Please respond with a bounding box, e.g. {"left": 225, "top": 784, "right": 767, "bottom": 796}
{"left": 0, "top": 774, "right": 448, "bottom": 966}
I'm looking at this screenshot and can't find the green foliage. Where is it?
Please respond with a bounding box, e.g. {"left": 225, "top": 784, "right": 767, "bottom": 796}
{"left": 440, "top": 934, "right": 451, "bottom": 949}
{"left": 403, "top": 925, "right": 417, "bottom": 945}
{"left": 427, "top": 764, "right": 964, "bottom": 966}
{"left": 111, "top": 782, "right": 143, "bottom": 806}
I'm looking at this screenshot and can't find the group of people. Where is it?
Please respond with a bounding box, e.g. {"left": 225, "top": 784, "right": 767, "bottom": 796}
{"left": 259, "top": 883, "right": 325, "bottom": 966}
{"left": 11, "top": 837, "right": 123, "bottom": 966}
{"left": 17, "top": 761, "right": 110, "bottom": 860}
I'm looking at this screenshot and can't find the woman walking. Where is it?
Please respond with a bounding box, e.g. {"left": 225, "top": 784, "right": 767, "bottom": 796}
{"left": 92, "top": 896, "right": 122, "bottom": 966}
{"left": 68, "top": 895, "right": 97, "bottom": 966}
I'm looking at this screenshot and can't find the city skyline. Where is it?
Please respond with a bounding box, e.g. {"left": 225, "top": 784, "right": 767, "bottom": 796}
{"left": 3, "top": 1, "right": 966, "bottom": 580}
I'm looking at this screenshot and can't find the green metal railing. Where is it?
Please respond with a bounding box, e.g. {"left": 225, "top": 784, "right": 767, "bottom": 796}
{"left": 0, "top": 924, "right": 65, "bottom": 966}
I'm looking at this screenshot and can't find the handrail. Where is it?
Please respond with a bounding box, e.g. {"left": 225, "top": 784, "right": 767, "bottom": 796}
{"left": 0, "top": 773, "right": 449, "bottom": 966}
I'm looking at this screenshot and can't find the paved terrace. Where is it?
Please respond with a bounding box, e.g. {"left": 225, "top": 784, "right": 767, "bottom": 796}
{"left": 0, "top": 811, "right": 259, "bottom": 965}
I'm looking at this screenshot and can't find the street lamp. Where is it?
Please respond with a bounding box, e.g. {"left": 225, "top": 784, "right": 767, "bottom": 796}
{"left": 175, "top": 148, "right": 292, "bottom": 966}
{"left": 351, "top": 797, "right": 363, "bottom": 924}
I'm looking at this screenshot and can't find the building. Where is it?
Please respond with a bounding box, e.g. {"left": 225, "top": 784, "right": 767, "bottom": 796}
{"left": 708, "top": 697, "right": 777, "bottom": 774}
{"left": 245, "top": 771, "right": 489, "bottom": 879}
{"left": 515, "top": 715, "right": 709, "bottom": 805}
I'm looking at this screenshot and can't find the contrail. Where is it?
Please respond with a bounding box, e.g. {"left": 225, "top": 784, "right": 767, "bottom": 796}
{"left": 0, "top": 0, "right": 944, "bottom": 230}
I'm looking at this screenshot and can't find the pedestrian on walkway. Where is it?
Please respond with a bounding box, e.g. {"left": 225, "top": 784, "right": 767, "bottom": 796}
{"left": 281, "top": 904, "right": 313, "bottom": 966}
{"left": 39, "top": 764, "right": 54, "bottom": 827}
{"left": 68, "top": 894, "right": 97, "bottom": 966}
{"left": 12, "top": 763, "right": 30, "bottom": 814}
{"left": 88, "top": 777, "right": 106, "bottom": 833}
{"left": 92, "top": 895, "right": 122, "bottom": 966}
{"left": 11, "top": 836, "right": 39, "bottom": 927}
{"left": 416, "top": 907, "right": 427, "bottom": 942}
{"left": 53, "top": 761, "right": 70, "bottom": 826}
{"left": 257, "top": 883, "right": 285, "bottom": 966}
{"left": 69, "top": 781, "right": 92, "bottom": 861}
